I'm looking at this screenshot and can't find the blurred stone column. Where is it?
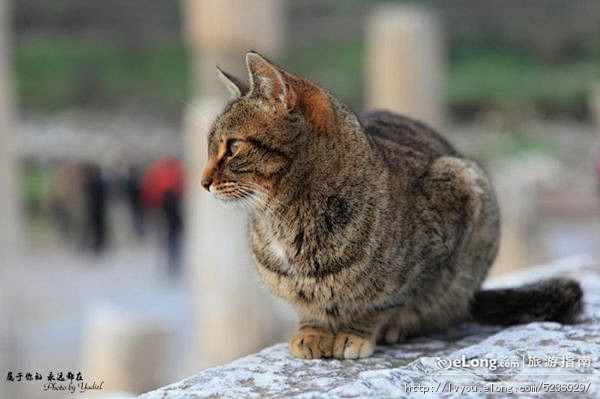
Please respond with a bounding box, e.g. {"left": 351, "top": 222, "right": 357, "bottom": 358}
{"left": 182, "top": 0, "right": 294, "bottom": 371}
{"left": 489, "top": 157, "right": 560, "bottom": 276}
{"left": 184, "top": 0, "right": 284, "bottom": 96}
{"left": 81, "top": 304, "right": 177, "bottom": 394}
{"left": 366, "top": 4, "right": 444, "bottom": 130}
{"left": 0, "top": 1, "right": 21, "bottom": 398}
{"left": 590, "top": 81, "right": 600, "bottom": 132}
{"left": 0, "top": 0, "right": 18, "bottom": 263}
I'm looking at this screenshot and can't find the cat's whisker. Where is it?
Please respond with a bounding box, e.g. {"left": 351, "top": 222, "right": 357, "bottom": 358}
{"left": 237, "top": 182, "right": 288, "bottom": 219}
{"left": 236, "top": 187, "right": 260, "bottom": 210}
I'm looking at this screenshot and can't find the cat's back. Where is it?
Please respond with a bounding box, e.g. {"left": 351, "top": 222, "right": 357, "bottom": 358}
{"left": 360, "top": 110, "right": 460, "bottom": 160}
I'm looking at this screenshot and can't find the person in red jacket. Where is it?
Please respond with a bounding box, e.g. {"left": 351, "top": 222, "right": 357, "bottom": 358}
{"left": 140, "top": 157, "right": 184, "bottom": 277}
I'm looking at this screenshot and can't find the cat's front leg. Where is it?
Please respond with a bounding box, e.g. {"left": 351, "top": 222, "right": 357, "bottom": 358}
{"left": 333, "top": 314, "right": 385, "bottom": 359}
{"left": 289, "top": 326, "right": 335, "bottom": 359}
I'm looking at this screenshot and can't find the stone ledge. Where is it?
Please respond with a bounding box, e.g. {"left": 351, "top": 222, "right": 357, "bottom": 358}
{"left": 139, "top": 255, "right": 600, "bottom": 398}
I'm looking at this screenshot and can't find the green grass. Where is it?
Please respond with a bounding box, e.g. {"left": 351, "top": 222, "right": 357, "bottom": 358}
{"left": 284, "top": 39, "right": 365, "bottom": 107}
{"left": 15, "top": 36, "right": 189, "bottom": 112}
{"left": 14, "top": 36, "right": 600, "bottom": 119}
{"left": 448, "top": 44, "right": 600, "bottom": 114}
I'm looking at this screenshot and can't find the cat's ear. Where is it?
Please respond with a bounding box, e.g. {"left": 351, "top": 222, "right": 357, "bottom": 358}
{"left": 245, "top": 51, "right": 296, "bottom": 110}
{"left": 246, "top": 51, "right": 335, "bottom": 133}
{"left": 216, "top": 66, "right": 249, "bottom": 99}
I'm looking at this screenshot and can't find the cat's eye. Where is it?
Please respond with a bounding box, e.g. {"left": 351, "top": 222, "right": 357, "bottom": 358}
{"left": 226, "top": 139, "right": 241, "bottom": 157}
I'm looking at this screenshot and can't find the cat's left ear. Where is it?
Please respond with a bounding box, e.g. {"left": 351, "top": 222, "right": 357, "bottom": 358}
{"left": 216, "top": 66, "right": 249, "bottom": 99}
{"left": 245, "top": 51, "right": 296, "bottom": 110}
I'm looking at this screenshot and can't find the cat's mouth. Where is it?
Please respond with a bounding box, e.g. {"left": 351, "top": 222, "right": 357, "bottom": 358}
{"left": 211, "top": 182, "right": 254, "bottom": 204}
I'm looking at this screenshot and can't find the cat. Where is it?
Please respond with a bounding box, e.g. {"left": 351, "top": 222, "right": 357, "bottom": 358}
{"left": 200, "top": 51, "right": 583, "bottom": 359}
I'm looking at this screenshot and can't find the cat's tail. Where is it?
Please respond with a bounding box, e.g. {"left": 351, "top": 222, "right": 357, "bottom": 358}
{"left": 470, "top": 278, "right": 583, "bottom": 325}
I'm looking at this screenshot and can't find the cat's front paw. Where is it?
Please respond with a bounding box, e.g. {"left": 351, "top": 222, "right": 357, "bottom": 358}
{"left": 289, "top": 327, "right": 334, "bottom": 359}
{"left": 333, "top": 331, "right": 375, "bottom": 359}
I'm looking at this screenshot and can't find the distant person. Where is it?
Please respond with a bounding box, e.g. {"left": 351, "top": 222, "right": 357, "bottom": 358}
{"left": 141, "top": 157, "right": 184, "bottom": 276}
{"left": 161, "top": 189, "right": 183, "bottom": 277}
{"left": 121, "top": 164, "right": 145, "bottom": 238}
{"left": 83, "top": 163, "right": 107, "bottom": 253}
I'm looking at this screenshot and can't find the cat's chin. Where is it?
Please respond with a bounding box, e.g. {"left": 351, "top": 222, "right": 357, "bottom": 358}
{"left": 212, "top": 193, "right": 255, "bottom": 211}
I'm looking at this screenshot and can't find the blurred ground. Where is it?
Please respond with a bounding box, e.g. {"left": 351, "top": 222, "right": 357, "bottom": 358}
{"left": 7, "top": 242, "right": 192, "bottom": 399}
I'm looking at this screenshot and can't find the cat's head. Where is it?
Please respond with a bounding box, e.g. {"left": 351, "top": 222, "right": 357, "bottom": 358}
{"left": 201, "top": 51, "right": 336, "bottom": 207}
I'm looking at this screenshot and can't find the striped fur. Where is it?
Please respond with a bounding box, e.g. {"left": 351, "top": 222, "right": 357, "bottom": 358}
{"left": 200, "top": 52, "right": 582, "bottom": 359}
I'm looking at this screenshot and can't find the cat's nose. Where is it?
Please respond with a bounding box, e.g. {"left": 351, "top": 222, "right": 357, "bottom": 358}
{"left": 201, "top": 176, "right": 213, "bottom": 191}
{"left": 201, "top": 160, "right": 217, "bottom": 191}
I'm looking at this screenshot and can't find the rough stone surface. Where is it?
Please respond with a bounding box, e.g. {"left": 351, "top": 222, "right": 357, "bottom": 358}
{"left": 140, "top": 255, "right": 600, "bottom": 398}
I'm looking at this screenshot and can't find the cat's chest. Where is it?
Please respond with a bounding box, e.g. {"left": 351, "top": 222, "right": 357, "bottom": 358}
{"left": 260, "top": 227, "right": 313, "bottom": 270}
{"left": 250, "top": 219, "right": 296, "bottom": 272}
{"left": 250, "top": 213, "right": 327, "bottom": 275}
{"left": 267, "top": 238, "right": 291, "bottom": 268}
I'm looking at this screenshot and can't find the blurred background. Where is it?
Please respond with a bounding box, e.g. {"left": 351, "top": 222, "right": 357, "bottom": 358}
{"left": 1, "top": 0, "right": 599, "bottom": 397}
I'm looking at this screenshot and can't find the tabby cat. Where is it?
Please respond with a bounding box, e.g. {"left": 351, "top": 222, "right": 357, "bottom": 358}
{"left": 200, "top": 52, "right": 583, "bottom": 359}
